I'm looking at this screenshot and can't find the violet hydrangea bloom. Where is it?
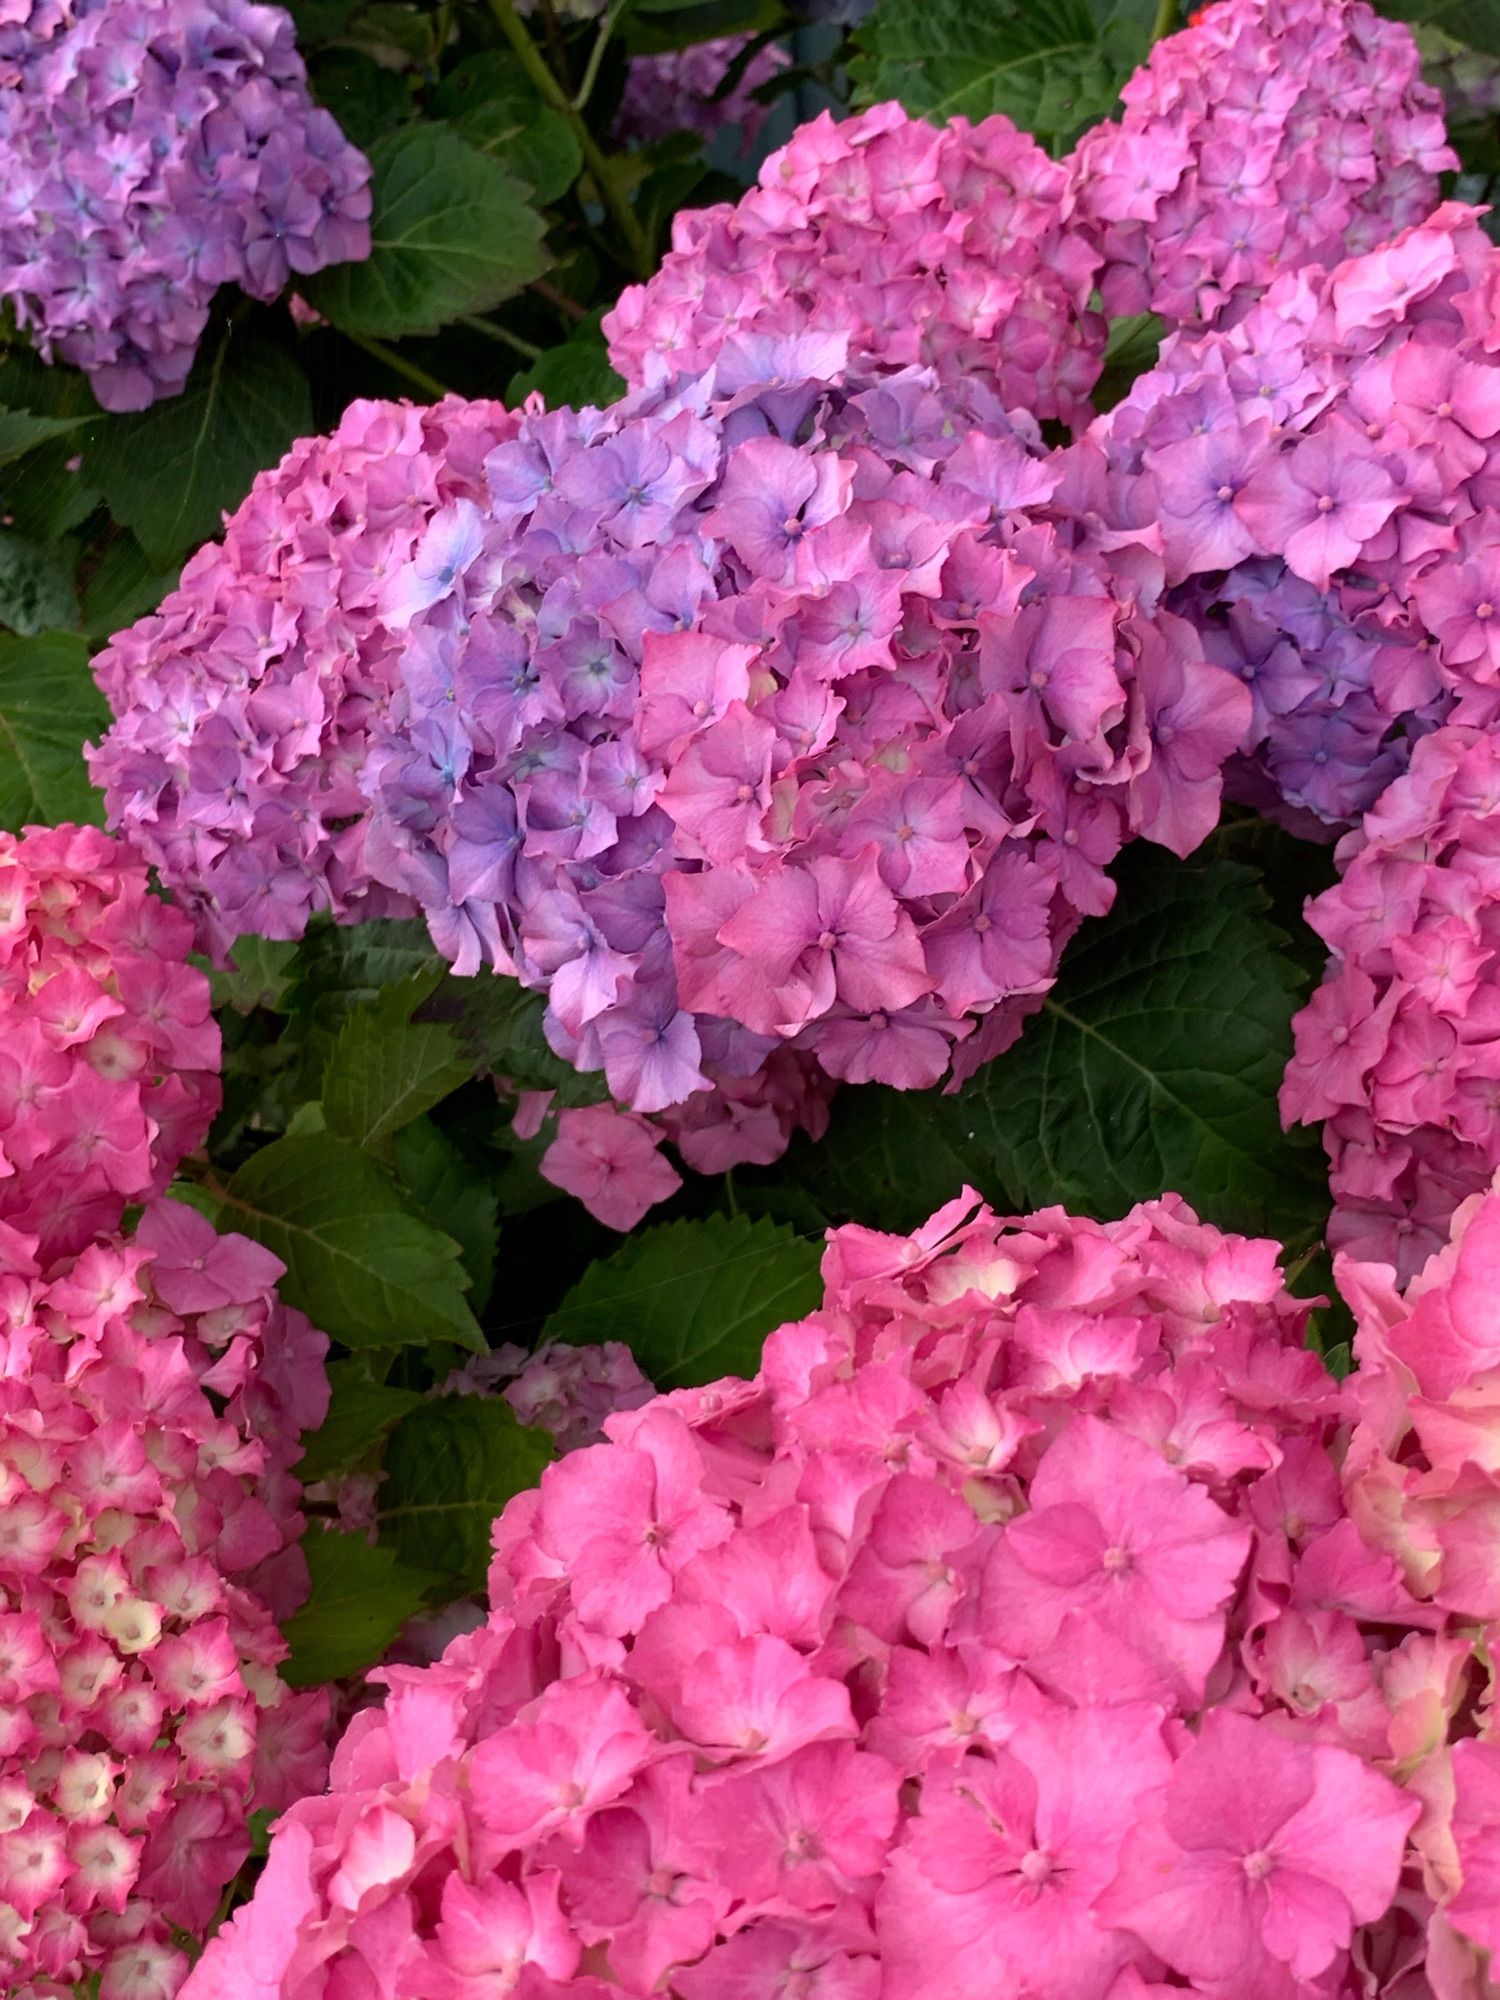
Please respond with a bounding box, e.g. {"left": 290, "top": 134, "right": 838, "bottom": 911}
{"left": 603, "top": 102, "right": 1109, "bottom": 430}
{"left": 1094, "top": 204, "right": 1500, "bottom": 833}
{"left": 1282, "top": 724, "right": 1500, "bottom": 1278}
{"left": 90, "top": 355, "right": 1249, "bottom": 1226}
{"left": 0, "top": 0, "right": 370, "bottom": 410}
{"left": 185, "top": 1188, "right": 1441, "bottom": 2000}
{"left": 0, "top": 823, "right": 220, "bottom": 1261}
{"left": 614, "top": 35, "right": 790, "bottom": 154}
{"left": 0, "top": 1196, "right": 331, "bottom": 1998}
{"left": 1070, "top": 0, "right": 1454, "bottom": 335}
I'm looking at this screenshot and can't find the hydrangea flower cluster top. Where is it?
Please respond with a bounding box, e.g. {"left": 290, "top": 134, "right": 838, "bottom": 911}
{"left": 0, "top": 1195, "right": 332, "bottom": 2000}
{"left": 0, "top": 823, "right": 219, "bottom": 1262}
{"left": 90, "top": 356, "right": 1251, "bottom": 1177}
{"left": 602, "top": 102, "right": 1108, "bottom": 431}
{"left": 1070, "top": 0, "right": 1453, "bottom": 334}
{"left": 1093, "top": 205, "right": 1500, "bottom": 832}
{"left": 614, "top": 34, "right": 789, "bottom": 154}
{"left": 0, "top": 0, "right": 370, "bottom": 410}
{"left": 1282, "top": 724, "right": 1500, "bottom": 1280}
{"left": 185, "top": 1186, "right": 1490, "bottom": 2000}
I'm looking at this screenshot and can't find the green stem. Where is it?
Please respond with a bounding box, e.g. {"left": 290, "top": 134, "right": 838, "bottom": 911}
{"left": 531, "top": 277, "right": 588, "bottom": 323}
{"left": 1151, "top": 0, "right": 1179, "bottom": 40}
{"left": 344, "top": 332, "right": 453, "bottom": 400}
{"left": 483, "top": 0, "right": 653, "bottom": 279}
{"left": 573, "top": 0, "right": 630, "bottom": 112}
{"left": 462, "top": 314, "right": 544, "bottom": 360}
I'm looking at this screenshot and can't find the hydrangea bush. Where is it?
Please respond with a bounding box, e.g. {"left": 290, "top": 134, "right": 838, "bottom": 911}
{"left": 6, "top": 0, "right": 1500, "bottom": 1993}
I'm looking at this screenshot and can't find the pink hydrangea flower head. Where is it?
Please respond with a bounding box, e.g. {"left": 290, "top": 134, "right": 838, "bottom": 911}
{"left": 0, "top": 823, "right": 220, "bottom": 1258}
{"left": 0, "top": 0, "right": 371, "bottom": 409}
{"left": 187, "top": 1190, "right": 1447, "bottom": 2000}
{"left": 0, "top": 1197, "right": 330, "bottom": 1994}
{"left": 1070, "top": 0, "right": 1454, "bottom": 336}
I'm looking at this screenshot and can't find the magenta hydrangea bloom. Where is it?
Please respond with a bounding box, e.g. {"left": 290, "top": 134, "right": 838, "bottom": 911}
{"left": 0, "top": 823, "right": 220, "bottom": 1262}
{"left": 1070, "top": 0, "right": 1454, "bottom": 336}
{"left": 90, "top": 361, "right": 1249, "bottom": 1224}
{"left": 1095, "top": 204, "right": 1500, "bottom": 833}
{"left": 602, "top": 102, "right": 1109, "bottom": 429}
{"left": 184, "top": 1188, "right": 1448, "bottom": 2000}
{"left": 1337, "top": 1183, "right": 1500, "bottom": 1989}
{"left": 0, "top": 0, "right": 371, "bottom": 410}
{"left": 0, "top": 1196, "right": 330, "bottom": 1998}
{"left": 614, "top": 35, "right": 789, "bottom": 153}
{"left": 1282, "top": 724, "right": 1500, "bottom": 1279}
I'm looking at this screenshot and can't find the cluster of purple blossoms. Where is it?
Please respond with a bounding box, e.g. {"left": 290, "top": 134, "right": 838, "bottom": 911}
{"left": 90, "top": 344, "right": 1249, "bottom": 1215}
{"left": 613, "top": 35, "right": 790, "bottom": 154}
{"left": 1092, "top": 204, "right": 1500, "bottom": 834}
{"left": 1282, "top": 725, "right": 1500, "bottom": 1281}
{"left": 602, "top": 101, "right": 1108, "bottom": 432}
{"left": 1069, "top": 0, "right": 1454, "bottom": 336}
{"left": 0, "top": 0, "right": 370, "bottom": 410}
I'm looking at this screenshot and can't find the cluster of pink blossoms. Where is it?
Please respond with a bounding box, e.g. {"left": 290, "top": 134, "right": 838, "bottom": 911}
{"left": 613, "top": 35, "right": 789, "bottom": 154}
{"left": 0, "top": 0, "right": 370, "bottom": 410}
{"left": 1094, "top": 203, "right": 1500, "bottom": 833}
{"left": 602, "top": 101, "right": 1108, "bottom": 430}
{"left": 1069, "top": 0, "right": 1453, "bottom": 335}
{"left": 1338, "top": 1184, "right": 1500, "bottom": 1992}
{"left": 0, "top": 823, "right": 219, "bottom": 1262}
{"left": 90, "top": 356, "right": 1250, "bottom": 1214}
{"left": 1282, "top": 726, "right": 1500, "bottom": 1279}
{"left": 185, "top": 1186, "right": 1487, "bottom": 2000}
{"left": 0, "top": 1195, "right": 331, "bottom": 2000}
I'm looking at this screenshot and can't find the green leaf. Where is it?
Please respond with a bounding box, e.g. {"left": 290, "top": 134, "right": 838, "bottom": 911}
{"left": 1093, "top": 312, "right": 1165, "bottom": 413}
{"left": 323, "top": 980, "right": 472, "bottom": 1151}
{"left": 288, "top": 0, "right": 366, "bottom": 38}
{"left": 0, "top": 532, "right": 77, "bottom": 637}
{"left": 434, "top": 971, "right": 609, "bottom": 1106}
{"left": 430, "top": 55, "right": 582, "bottom": 204}
{"left": 850, "top": 0, "right": 1144, "bottom": 150}
{"left": 0, "top": 630, "right": 111, "bottom": 830}
{"left": 287, "top": 917, "right": 444, "bottom": 1018}
{"left": 754, "top": 1082, "right": 991, "bottom": 1236}
{"left": 1380, "top": 0, "right": 1500, "bottom": 60}
{"left": 281, "top": 1529, "right": 440, "bottom": 1686}
{"left": 951, "top": 855, "right": 1328, "bottom": 1242}
{"left": 381, "top": 1398, "right": 553, "bottom": 1589}
{"left": 214, "top": 1133, "right": 484, "bottom": 1352}
{"left": 84, "top": 325, "right": 312, "bottom": 565}
{"left": 544, "top": 1214, "right": 823, "bottom": 1388}
{"left": 79, "top": 535, "right": 177, "bottom": 643}
{"left": 390, "top": 1116, "right": 500, "bottom": 1310}
{"left": 297, "top": 1358, "right": 425, "bottom": 1482}
{"left": 305, "top": 126, "right": 549, "bottom": 339}
{"left": 506, "top": 307, "right": 626, "bottom": 410}
{"left": 0, "top": 408, "right": 86, "bottom": 469}
{"left": 206, "top": 936, "right": 299, "bottom": 1015}
{"left": 309, "top": 48, "right": 413, "bottom": 151}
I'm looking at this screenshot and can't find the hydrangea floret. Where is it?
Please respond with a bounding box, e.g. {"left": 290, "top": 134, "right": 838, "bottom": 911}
{"left": 89, "top": 359, "right": 1250, "bottom": 1216}
{"left": 1069, "top": 0, "right": 1454, "bottom": 335}
{"left": 0, "top": 824, "right": 220, "bottom": 1262}
{"left": 0, "top": 1195, "right": 331, "bottom": 1998}
{"left": 184, "top": 1188, "right": 1463, "bottom": 2000}
{"left": 0, "top": 0, "right": 371, "bottom": 410}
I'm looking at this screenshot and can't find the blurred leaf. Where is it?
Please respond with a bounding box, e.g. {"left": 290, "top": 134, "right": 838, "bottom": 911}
{"left": 1379, "top": 0, "right": 1500, "bottom": 58}
{"left": 545, "top": 1214, "right": 822, "bottom": 1388}
{"left": 84, "top": 325, "right": 311, "bottom": 565}
{"left": 435, "top": 972, "right": 609, "bottom": 1106}
{"left": 0, "top": 533, "right": 77, "bottom": 636}
{"left": 282, "top": 1530, "right": 440, "bottom": 1686}
{"left": 431, "top": 55, "right": 583, "bottom": 203}
{"left": 506, "top": 307, "right": 625, "bottom": 409}
{"left": 310, "top": 48, "right": 412, "bottom": 149}
{"left": 950, "top": 855, "right": 1328, "bottom": 1243}
{"left": 0, "top": 408, "right": 86, "bottom": 468}
{"left": 382, "top": 1398, "right": 553, "bottom": 1589}
{"left": 288, "top": 0, "right": 366, "bottom": 37}
{"left": 306, "top": 126, "right": 549, "bottom": 339}
{"left": 391, "top": 1115, "right": 500, "bottom": 1310}
{"left": 850, "top": 0, "right": 1143, "bottom": 150}
{"left": 0, "top": 630, "right": 110, "bottom": 830}
{"left": 627, "top": 0, "right": 785, "bottom": 53}
{"left": 79, "top": 535, "right": 176, "bottom": 642}
{"left": 215, "top": 1132, "right": 484, "bottom": 1352}
{"left": 323, "top": 978, "right": 471, "bottom": 1151}
{"left": 207, "top": 937, "right": 299, "bottom": 1015}
{"left": 347, "top": 1, "right": 430, "bottom": 64}
{"left": 297, "top": 1358, "right": 424, "bottom": 1482}
{"left": 756, "top": 1082, "right": 992, "bottom": 1235}
{"left": 1093, "top": 312, "right": 1165, "bottom": 413}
